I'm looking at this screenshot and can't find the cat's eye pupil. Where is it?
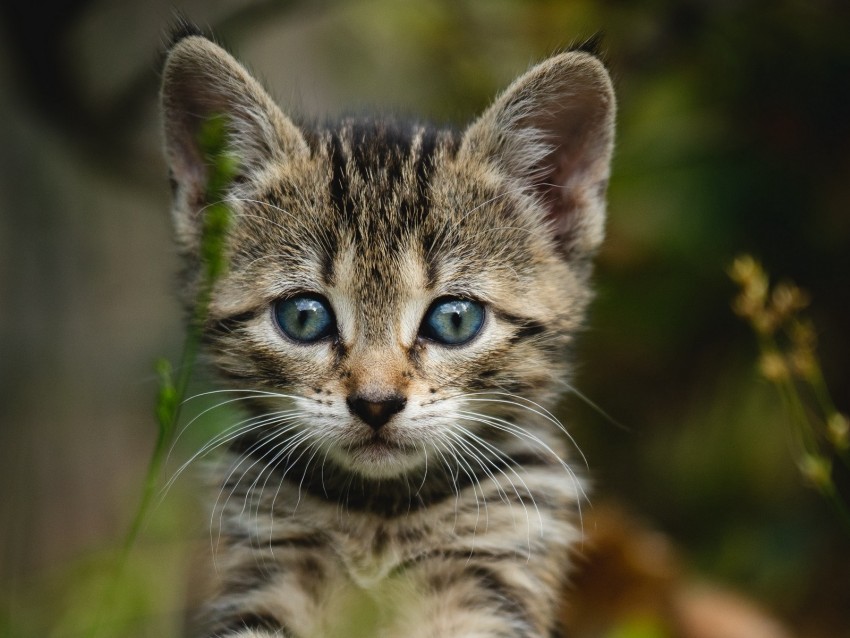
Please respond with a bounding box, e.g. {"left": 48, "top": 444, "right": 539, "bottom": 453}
{"left": 274, "top": 295, "right": 335, "bottom": 343}
{"left": 421, "top": 298, "right": 484, "bottom": 346}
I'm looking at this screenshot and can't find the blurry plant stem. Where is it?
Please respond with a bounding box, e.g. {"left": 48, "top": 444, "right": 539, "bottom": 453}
{"left": 84, "top": 116, "right": 235, "bottom": 638}
{"left": 768, "top": 349, "right": 850, "bottom": 531}
{"left": 759, "top": 336, "right": 817, "bottom": 452}
{"left": 730, "top": 255, "right": 850, "bottom": 535}
{"left": 818, "top": 473, "right": 850, "bottom": 532}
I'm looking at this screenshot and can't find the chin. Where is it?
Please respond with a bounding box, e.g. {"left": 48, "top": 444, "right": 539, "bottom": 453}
{"left": 333, "top": 437, "right": 426, "bottom": 479}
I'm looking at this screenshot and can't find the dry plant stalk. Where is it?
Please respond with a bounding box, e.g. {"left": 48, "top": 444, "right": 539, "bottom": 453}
{"left": 729, "top": 255, "right": 849, "bottom": 531}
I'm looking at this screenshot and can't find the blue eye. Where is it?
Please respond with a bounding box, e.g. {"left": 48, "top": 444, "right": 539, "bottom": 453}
{"left": 274, "top": 295, "right": 335, "bottom": 343}
{"left": 420, "top": 298, "right": 485, "bottom": 345}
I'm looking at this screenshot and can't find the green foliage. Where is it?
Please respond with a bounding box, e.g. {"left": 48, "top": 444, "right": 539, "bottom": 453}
{"left": 155, "top": 358, "right": 178, "bottom": 436}
{"left": 198, "top": 115, "right": 238, "bottom": 284}
{"left": 79, "top": 116, "right": 237, "bottom": 638}
{"left": 604, "top": 617, "right": 670, "bottom": 638}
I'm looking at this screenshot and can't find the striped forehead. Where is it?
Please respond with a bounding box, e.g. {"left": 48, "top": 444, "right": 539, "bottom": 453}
{"left": 307, "top": 120, "right": 456, "bottom": 272}
{"left": 305, "top": 120, "right": 458, "bottom": 339}
{"left": 313, "top": 119, "right": 457, "bottom": 237}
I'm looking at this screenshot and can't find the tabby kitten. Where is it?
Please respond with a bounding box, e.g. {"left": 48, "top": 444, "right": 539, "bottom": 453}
{"left": 161, "top": 26, "right": 615, "bottom": 638}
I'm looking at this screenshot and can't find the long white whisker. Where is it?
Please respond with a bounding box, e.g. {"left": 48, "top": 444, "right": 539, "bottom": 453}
{"left": 457, "top": 410, "right": 587, "bottom": 534}
{"left": 415, "top": 442, "right": 429, "bottom": 497}
{"left": 439, "top": 433, "right": 487, "bottom": 543}
{"left": 445, "top": 430, "right": 511, "bottom": 508}
{"left": 212, "top": 424, "right": 303, "bottom": 552}
{"left": 459, "top": 394, "right": 589, "bottom": 471}
{"left": 456, "top": 410, "right": 582, "bottom": 489}
{"left": 267, "top": 433, "right": 329, "bottom": 549}
{"left": 554, "top": 378, "right": 629, "bottom": 432}
{"left": 292, "top": 436, "right": 329, "bottom": 512}
{"left": 453, "top": 423, "right": 542, "bottom": 546}
{"left": 237, "top": 427, "right": 316, "bottom": 555}
{"left": 430, "top": 443, "right": 461, "bottom": 533}
{"left": 247, "top": 427, "right": 315, "bottom": 520}
{"left": 166, "top": 391, "right": 298, "bottom": 466}
{"left": 182, "top": 388, "right": 305, "bottom": 404}
{"left": 163, "top": 410, "right": 301, "bottom": 496}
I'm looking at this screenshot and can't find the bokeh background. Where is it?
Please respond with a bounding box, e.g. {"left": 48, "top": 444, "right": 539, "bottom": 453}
{"left": 1, "top": 1, "right": 848, "bottom": 636}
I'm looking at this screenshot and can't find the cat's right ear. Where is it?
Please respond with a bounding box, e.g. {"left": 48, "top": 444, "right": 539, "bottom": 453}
{"left": 459, "top": 51, "right": 615, "bottom": 261}
{"left": 160, "top": 33, "right": 307, "bottom": 243}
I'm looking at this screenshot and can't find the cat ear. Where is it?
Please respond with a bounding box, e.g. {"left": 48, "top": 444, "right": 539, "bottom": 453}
{"left": 460, "top": 51, "right": 616, "bottom": 258}
{"left": 160, "top": 34, "right": 308, "bottom": 240}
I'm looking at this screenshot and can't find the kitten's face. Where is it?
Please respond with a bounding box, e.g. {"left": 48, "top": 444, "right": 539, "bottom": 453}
{"left": 203, "top": 124, "right": 587, "bottom": 477}
{"left": 161, "top": 36, "right": 615, "bottom": 479}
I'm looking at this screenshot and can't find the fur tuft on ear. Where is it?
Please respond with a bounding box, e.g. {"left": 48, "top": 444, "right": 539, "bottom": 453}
{"left": 569, "top": 33, "right": 605, "bottom": 58}
{"left": 160, "top": 34, "right": 307, "bottom": 245}
{"left": 164, "top": 15, "right": 204, "bottom": 51}
{"left": 460, "top": 52, "right": 616, "bottom": 259}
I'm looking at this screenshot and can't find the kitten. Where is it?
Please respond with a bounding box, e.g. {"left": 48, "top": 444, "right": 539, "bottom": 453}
{"left": 161, "top": 25, "right": 615, "bottom": 638}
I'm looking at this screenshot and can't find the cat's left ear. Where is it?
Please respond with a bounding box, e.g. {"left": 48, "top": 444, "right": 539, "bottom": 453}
{"left": 460, "top": 51, "right": 615, "bottom": 258}
{"left": 160, "top": 33, "right": 308, "bottom": 245}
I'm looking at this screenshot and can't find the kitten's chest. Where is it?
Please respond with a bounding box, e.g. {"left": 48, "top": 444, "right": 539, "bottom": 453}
{"left": 331, "top": 521, "right": 410, "bottom": 589}
{"left": 310, "top": 522, "right": 423, "bottom": 638}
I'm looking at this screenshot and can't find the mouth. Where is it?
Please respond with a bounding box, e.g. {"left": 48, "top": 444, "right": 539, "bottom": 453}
{"left": 353, "top": 432, "right": 410, "bottom": 453}
{"left": 341, "top": 430, "right": 423, "bottom": 476}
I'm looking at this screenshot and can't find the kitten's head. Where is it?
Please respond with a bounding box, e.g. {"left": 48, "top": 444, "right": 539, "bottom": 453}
{"left": 161, "top": 34, "right": 615, "bottom": 479}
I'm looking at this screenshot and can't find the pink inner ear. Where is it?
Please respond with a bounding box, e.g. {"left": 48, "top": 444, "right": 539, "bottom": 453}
{"left": 541, "top": 183, "right": 580, "bottom": 245}
{"left": 166, "top": 115, "right": 214, "bottom": 213}
{"left": 533, "top": 130, "right": 610, "bottom": 250}
{"left": 459, "top": 53, "right": 614, "bottom": 256}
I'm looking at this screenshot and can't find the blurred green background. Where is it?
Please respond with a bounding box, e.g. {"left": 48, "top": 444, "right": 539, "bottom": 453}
{"left": 0, "top": 1, "right": 848, "bottom": 636}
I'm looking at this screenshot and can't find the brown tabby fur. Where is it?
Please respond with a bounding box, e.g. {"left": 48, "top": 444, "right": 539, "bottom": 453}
{"left": 161, "top": 25, "right": 615, "bottom": 638}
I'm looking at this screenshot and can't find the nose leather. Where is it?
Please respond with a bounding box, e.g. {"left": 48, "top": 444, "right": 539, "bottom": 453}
{"left": 347, "top": 394, "right": 407, "bottom": 430}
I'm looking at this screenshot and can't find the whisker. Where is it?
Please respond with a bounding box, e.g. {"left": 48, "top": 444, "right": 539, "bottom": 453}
{"left": 453, "top": 423, "right": 543, "bottom": 546}
{"left": 554, "top": 378, "right": 630, "bottom": 432}
{"left": 430, "top": 443, "right": 462, "bottom": 533}
{"left": 246, "top": 427, "right": 315, "bottom": 520}
{"left": 415, "top": 442, "right": 429, "bottom": 497}
{"left": 456, "top": 410, "right": 581, "bottom": 485}
{"left": 445, "top": 430, "right": 511, "bottom": 508}
{"left": 457, "top": 409, "right": 587, "bottom": 534}
{"left": 267, "top": 433, "right": 329, "bottom": 550}
{"left": 438, "top": 433, "right": 488, "bottom": 543}
{"left": 233, "top": 427, "right": 315, "bottom": 561}
{"left": 182, "top": 388, "right": 304, "bottom": 404}
{"left": 458, "top": 394, "right": 589, "bottom": 471}
{"left": 163, "top": 409, "right": 301, "bottom": 496}
{"left": 212, "top": 424, "right": 303, "bottom": 552}
{"left": 166, "top": 390, "right": 297, "bottom": 466}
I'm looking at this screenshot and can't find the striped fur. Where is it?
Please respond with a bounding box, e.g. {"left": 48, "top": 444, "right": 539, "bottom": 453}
{"left": 161, "top": 32, "right": 615, "bottom": 638}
